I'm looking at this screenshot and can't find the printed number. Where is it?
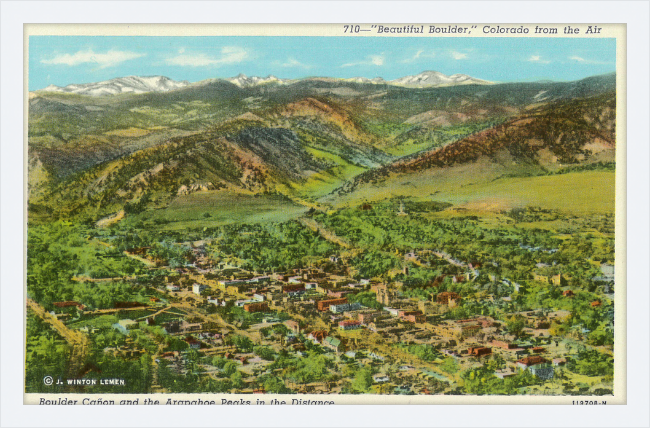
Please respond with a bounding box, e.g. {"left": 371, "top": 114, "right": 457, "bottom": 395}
{"left": 572, "top": 400, "right": 606, "bottom": 405}
{"left": 344, "top": 25, "right": 361, "bottom": 33}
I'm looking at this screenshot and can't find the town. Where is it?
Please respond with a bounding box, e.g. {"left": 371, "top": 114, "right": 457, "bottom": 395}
{"left": 26, "top": 200, "right": 615, "bottom": 396}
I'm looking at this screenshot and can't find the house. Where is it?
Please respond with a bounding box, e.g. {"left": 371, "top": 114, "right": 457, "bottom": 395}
{"left": 591, "top": 300, "right": 602, "bottom": 307}
{"left": 430, "top": 320, "right": 481, "bottom": 339}
{"left": 252, "top": 294, "right": 266, "bottom": 302}
{"left": 516, "top": 356, "right": 554, "bottom": 380}
{"left": 166, "top": 284, "right": 180, "bottom": 292}
{"left": 467, "top": 347, "right": 492, "bottom": 357}
{"left": 373, "top": 374, "right": 390, "bottom": 383}
{"left": 529, "top": 363, "right": 554, "bottom": 380}
{"left": 218, "top": 279, "right": 246, "bottom": 287}
{"left": 184, "top": 337, "right": 201, "bottom": 350}
{"left": 562, "top": 290, "right": 575, "bottom": 297}
{"left": 491, "top": 340, "right": 518, "bottom": 350}
{"left": 282, "top": 283, "right": 306, "bottom": 296}
{"left": 307, "top": 330, "right": 328, "bottom": 344}
{"left": 317, "top": 298, "right": 348, "bottom": 312}
{"left": 243, "top": 302, "right": 269, "bottom": 313}
{"left": 192, "top": 283, "right": 208, "bottom": 295}
{"left": 517, "top": 355, "right": 548, "bottom": 369}
{"left": 552, "top": 358, "right": 567, "bottom": 366}
{"left": 327, "top": 289, "right": 352, "bottom": 299}
{"left": 399, "top": 310, "right": 426, "bottom": 323}
{"left": 323, "top": 336, "right": 342, "bottom": 353}
{"left": 330, "top": 302, "right": 362, "bottom": 313}
{"left": 339, "top": 320, "right": 361, "bottom": 330}
{"left": 358, "top": 311, "right": 382, "bottom": 325}
{"left": 284, "top": 320, "right": 300, "bottom": 334}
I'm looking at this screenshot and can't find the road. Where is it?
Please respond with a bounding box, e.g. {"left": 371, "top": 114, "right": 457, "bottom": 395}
{"left": 27, "top": 299, "right": 90, "bottom": 377}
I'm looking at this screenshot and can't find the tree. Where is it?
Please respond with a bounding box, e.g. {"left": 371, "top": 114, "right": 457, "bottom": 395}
{"left": 351, "top": 366, "right": 374, "bottom": 393}
{"left": 506, "top": 315, "right": 526, "bottom": 338}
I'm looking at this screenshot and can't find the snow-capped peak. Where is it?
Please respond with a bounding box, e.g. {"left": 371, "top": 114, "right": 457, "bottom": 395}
{"left": 390, "top": 71, "right": 491, "bottom": 87}
{"left": 225, "top": 74, "right": 291, "bottom": 88}
{"left": 38, "top": 76, "right": 190, "bottom": 96}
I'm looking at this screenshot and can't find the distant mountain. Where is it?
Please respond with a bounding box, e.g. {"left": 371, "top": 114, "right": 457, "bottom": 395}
{"left": 36, "top": 71, "right": 493, "bottom": 96}
{"left": 40, "top": 76, "right": 190, "bottom": 96}
{"left": 389, "top": 71, "right": 491, "bottom": 87}
{"left": 225, "top": 74, "right": 293, "bottom": 88}
{"left": 343, "top": 77, "right": 386, "bottom": 84}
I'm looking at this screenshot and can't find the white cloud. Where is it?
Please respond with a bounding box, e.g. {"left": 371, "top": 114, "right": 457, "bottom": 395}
{"left": 41, "top": 49, "right": 144, "bottom": 68}
{"left": 341, "top": 54, "right": 385, "bottom": 68}
{"left": 528, "top": 55, "right": 551, "bottom": 64}
{"left": 165, "top": 46, "right": 249, "bottom": 67}
{"left": 450, "top": 50, "right": 468, "bottom": 60}
{"left": 568, "top": 55, "right": 611, "bottom": 65}
{"left": 279, "top": 58, "right": 312, "bottom": 69}
{"left": 402, "top": 49, "right": 435, "bottom": 63}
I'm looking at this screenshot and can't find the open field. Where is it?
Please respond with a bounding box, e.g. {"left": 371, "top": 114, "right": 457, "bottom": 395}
{"left": 126, "top": 190, "right": 309, "bottom": 230}
{"left": 329, "top": 170, "right": 615, "bottom": 215}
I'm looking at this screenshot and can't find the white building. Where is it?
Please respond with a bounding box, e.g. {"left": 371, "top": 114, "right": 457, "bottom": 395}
{"left": 192, "top": 283, "right": 208, "bottom": 295}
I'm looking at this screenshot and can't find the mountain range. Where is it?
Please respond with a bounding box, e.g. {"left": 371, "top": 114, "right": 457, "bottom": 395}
{"left": 27, "top": 71, "right": 616, "bottom": 224}
{"left": 36, "top": 70, "right": 492, "bottom": 96}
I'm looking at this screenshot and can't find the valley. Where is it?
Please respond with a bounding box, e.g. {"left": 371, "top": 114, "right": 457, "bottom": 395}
{"left": 26, "top": 71, "right": 617, "bottom": 397}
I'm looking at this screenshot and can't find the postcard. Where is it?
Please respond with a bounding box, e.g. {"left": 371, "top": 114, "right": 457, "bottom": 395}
{"left": 23, "top": 23, "right": 625, "bottom": 405}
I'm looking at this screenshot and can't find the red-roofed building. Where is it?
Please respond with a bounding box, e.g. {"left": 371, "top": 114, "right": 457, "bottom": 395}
{"left": 517, "top": 356, "right": 548, "bottom": 368}
{"left": 562, "top": 290, "right": 575, "bottom": 297}
{"left": 467, "top": 347, "right": 492, "bottom": 357}
{"left": 243, "top": 302, "right": 269, "bottom": 313}
{"left": 338, "top": 320, "right": 361, "bottom": 330}
{"left": 317, "top": 298, "right": 347, "bottom": 311}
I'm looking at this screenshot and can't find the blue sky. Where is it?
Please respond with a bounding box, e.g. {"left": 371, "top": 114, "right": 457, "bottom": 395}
{"left": 29, "top": 36, "right": 616, "bottom": 90}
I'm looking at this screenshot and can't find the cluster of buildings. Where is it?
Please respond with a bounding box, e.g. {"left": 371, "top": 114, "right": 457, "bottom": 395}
{"left": 62, "top": 241, "right": 612, "bottom": 394}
